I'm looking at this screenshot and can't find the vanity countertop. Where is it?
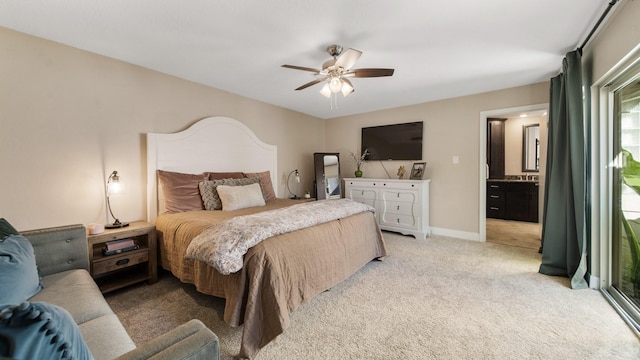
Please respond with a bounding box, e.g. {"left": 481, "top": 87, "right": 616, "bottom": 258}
{"left": 488, "top": 178, "right": 538, "bottom": 183}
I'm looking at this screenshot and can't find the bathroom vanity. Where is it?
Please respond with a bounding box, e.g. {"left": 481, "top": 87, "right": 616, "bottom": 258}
{"left": 487, "top": 179, "right": 539, "bottom": 223}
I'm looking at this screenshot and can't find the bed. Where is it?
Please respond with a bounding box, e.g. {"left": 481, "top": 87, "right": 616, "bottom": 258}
{"left": 146, "top": 116, "right": 387, "bottom": 359}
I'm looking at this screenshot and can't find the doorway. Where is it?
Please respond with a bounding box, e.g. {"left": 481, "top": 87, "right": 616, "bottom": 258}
{"left": 479, "top": 104, "right": 549, "bottom": 244}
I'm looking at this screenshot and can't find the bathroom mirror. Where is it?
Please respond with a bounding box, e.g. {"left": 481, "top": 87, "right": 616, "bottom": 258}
{"left": 522, "top": 124, "right": 540, "bottom": 172}
{"left": 314, "top": 152, "right": 341, "bottom": 200}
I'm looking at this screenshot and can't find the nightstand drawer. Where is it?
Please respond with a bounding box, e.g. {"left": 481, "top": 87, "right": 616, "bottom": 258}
{"left": 92, "top": 249, "right": 149, "bottom": 276}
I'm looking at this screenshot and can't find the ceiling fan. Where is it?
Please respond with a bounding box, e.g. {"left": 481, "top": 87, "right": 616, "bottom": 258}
{"left": 282, "top": 45, "right": 394, "bottom": 98}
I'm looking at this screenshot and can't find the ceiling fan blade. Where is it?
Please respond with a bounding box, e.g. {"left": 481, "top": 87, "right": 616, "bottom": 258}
{"left": 282, "top": 64, "right": 321, "bottom": 73}
{"left": 295, "top": 78, "right": 327, "bottom": 91}
{"left": 335, "top": 48, "right": 362, "bottom": 70}
{"left": 344, "top": 68, "right": 395, "bottom": 77}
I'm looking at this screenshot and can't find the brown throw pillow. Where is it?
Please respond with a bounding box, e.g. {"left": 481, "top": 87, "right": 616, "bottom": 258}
{"left": 157, "top": 170, "right": 209, "bottom": 213}
{"left": 205, "top": 172, "right": 244, "bottom": 180}
{"left": 243, "top": 171, "right": 276, "bottom": 201}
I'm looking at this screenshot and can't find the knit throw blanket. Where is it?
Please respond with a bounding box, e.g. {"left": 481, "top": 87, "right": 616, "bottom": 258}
{"left": 185, "top": 198, "right": 375, "bottom": 275}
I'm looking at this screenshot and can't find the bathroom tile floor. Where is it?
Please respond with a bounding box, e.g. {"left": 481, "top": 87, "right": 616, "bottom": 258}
{"left": 486, "top": 218, "right": 541, "bottom": 250}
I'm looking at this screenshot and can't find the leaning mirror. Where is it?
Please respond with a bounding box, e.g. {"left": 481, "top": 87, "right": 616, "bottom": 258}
{"left": 313, "top": 152, "right": 341, "bottom": 200}
{"left": 522, "top": 124, "right": 540, "bottom": 172}
{"left": 323, "top": 155, "right": 341, "bottom": 199}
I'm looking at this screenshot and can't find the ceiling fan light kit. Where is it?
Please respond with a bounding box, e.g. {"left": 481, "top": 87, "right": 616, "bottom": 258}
{"left": 282, "top": 44, "right": 394, "bottom": 101}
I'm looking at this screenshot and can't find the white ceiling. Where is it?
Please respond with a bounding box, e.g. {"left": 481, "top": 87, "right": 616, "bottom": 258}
{"left": 0, "top": 1, "right": 611, "bottom": 119}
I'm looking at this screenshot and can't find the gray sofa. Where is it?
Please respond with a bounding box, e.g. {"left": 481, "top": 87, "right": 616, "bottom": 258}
{"left": 20, "top": 224, "right": 220, "bottom": 360}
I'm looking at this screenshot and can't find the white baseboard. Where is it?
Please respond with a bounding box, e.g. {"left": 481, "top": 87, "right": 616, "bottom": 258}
{"left": 430, "top": 227, "right": 480, "bottom": 241}
{"left": 588, "top": 273, "right": 600, "bottom": 289}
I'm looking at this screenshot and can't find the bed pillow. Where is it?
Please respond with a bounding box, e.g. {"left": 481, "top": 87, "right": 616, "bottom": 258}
{"left": 199, "top": 177, "right": 262, "bottom": 210}
{"left": 0, "top": 218, "right": 18, "bottom": 240}
{"left": 205, "top": 172, "right": 244, "bottom": 181}
{"left": 216, "top": 183, "right": 266, "bottom": 211}
{"left": 243, "top": 171, "right": 276, "bottom": 201}
{"left": 0, "top": 234, "right": 42, "bottom": 304}
{"left": 157, "top": 170, "right": 209, "bottom": 213}
{"left": 0, "top": 302, "right": 93, "bottom": 360}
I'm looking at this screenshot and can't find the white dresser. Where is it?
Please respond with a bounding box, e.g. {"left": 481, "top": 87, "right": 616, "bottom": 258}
{"left": 344, "top": 178, "right": 430, "bottom": 239}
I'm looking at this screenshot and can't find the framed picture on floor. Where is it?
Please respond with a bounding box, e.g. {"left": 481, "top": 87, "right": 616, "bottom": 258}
{"left": 410, "top": 162, "right": 426, "bottom": 180}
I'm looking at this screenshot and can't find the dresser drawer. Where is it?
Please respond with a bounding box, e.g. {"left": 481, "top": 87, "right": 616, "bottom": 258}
{"left": 345, "top": 179, "right": 378, "bottom": 188}
{"left": 380, "top": 213, "right": 416, "bottom": 228}
{"left": 377, "top": 181, "right": 422, "bottom": 191}
{"left": 380, "top": 190, "right": 416, "bottom": 203}
{"left": 93, "top": 249, "right": 149, "bottom": 276}
{"left": 348, "top": 188, "right": 377, "bottom": 207}
{"left": 381, "top": 200, "right": 414, "bottom": 216}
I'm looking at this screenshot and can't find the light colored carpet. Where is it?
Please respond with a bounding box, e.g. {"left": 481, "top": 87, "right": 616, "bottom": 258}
{"left": 106, "top": 232, "right": 640, "bottom": 359}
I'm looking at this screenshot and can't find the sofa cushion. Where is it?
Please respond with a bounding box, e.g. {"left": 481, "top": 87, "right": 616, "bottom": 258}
{"left": 0, "top": 301, "right": 93, "bottom": 360}
{"left": 79, "top": 313, "right": 136, "bottom": 360}
{"left": 0, "top": 218, "right": 18, "bottom": 239}
{"left": 0, "top": 234, "right": 42, "bottom": 305}
{"left": 30, "top": 270, "right": 112, "bottom": 325}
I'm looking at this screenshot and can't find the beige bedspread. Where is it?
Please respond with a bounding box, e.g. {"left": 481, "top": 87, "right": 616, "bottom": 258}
{"left": 156, "top": 199, "right": 387, "bottom": 359}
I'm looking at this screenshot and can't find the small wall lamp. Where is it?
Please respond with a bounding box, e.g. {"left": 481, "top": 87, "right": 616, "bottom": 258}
{"left": 105, "top": 170, "right": 129, "bottom": 229}
{"left": 287, "top": 169, "right": 300, "bottom": 199}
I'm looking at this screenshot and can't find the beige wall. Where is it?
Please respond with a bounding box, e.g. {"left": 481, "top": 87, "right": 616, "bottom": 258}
{"left": 325, "top": 83, "right": 549, "bottom": 236}
{"left": 0, "top": 27, "right": 324, "bottom": 230}
{"left": 586, "top": 0, "right": 640, "bottom": 84}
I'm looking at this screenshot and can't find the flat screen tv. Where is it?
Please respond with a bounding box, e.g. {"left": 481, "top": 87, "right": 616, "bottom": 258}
{"left": 361, "top": 121, "right": 423, "bottom": 161}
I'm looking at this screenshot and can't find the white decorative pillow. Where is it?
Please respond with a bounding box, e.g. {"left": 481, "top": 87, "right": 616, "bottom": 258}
{"left": 216, "top": 183, "right": 266, "bottom": 211}
{"left": 199, "top": 177, "right": 261, "bottom": 210}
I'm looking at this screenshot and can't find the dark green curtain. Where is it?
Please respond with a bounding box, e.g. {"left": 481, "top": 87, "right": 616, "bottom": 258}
{"left": 539, "top": 50, "right": 588, "bottom": 289}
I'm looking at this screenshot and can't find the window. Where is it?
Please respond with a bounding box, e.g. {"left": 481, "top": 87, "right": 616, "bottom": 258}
{"left": 602, "top": 60, "right": 640, "bottom": 333}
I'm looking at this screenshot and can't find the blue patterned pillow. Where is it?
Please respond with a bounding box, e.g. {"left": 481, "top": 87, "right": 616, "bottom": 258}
{"left": 0, "top": 302, "right": 93, "bottom": 359}
{"left": 0, "top": 234, "right": 42, "bottom": 304}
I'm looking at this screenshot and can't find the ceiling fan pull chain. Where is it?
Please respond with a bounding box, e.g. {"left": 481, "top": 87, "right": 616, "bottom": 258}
{"left": 330, "top": 93, "right": 339, "bottom": 109}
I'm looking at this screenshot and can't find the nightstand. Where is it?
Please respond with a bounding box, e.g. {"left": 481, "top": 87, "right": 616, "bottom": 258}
{"left": 87, "top": 221, "right": 157, "bottom": 293}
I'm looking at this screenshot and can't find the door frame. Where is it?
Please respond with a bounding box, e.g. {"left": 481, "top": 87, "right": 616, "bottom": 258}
{"left": 478, "top": 103, "right": 549, "bottom": 241}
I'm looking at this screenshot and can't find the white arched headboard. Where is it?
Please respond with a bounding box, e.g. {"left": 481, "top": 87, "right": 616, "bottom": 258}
{"left": 146, "top": 116, "right": 278, "bottom": 222}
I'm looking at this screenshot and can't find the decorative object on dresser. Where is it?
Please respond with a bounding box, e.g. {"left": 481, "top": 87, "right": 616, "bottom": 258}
{"left": 314, "top": 152, "right": 342, "bottom": 200}
{"left": 345, "top": 177, "right": 430, "bottom": 239}
{"left": 286, "top": 169, "right": 301, "bottom": 199}
{"left": 349, "top": 148, "right": 368, "bottom": 178}
{"left": 88, "top": 221, "right": 157, "bottom": 293}
{"left": 397, "top": 165, "right": 406, "bottom": 179}
{"left": 105, "top": 170, "right": 129, "bottom": 229}
{"left": 410, "top": 162, "right": 426, "bottom": 180}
